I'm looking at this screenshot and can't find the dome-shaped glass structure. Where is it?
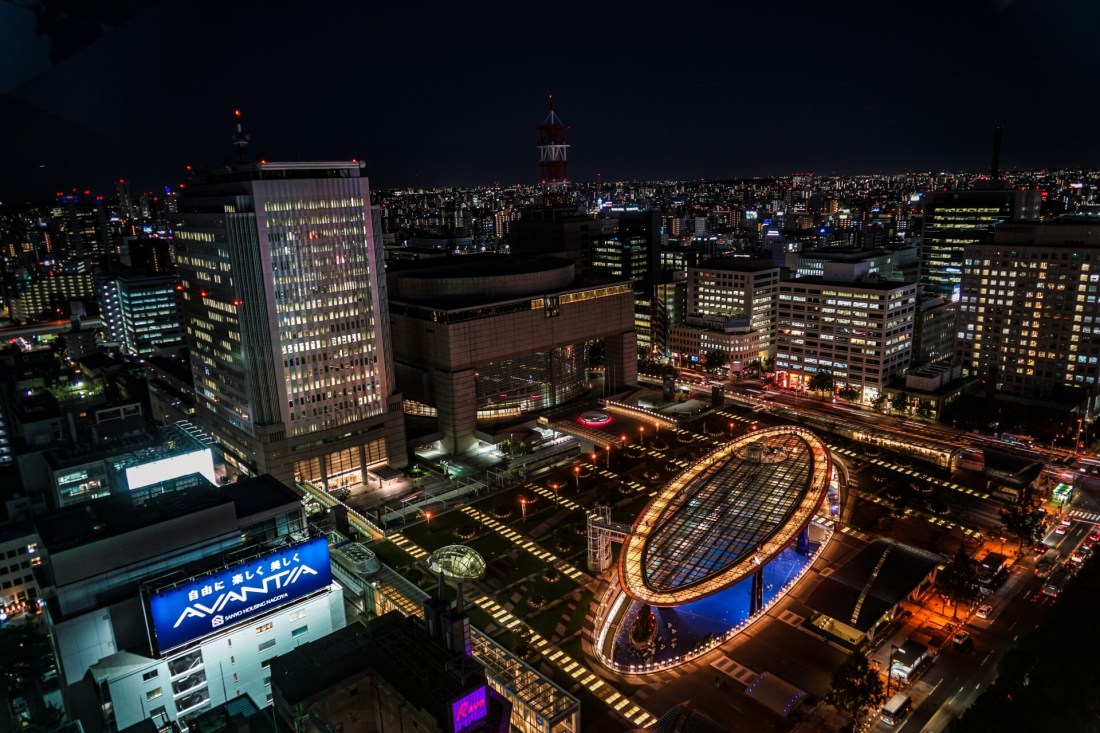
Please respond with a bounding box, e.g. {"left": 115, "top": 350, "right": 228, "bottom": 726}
{"left": 427, "top": 545, "right": 486, "bottom": 581}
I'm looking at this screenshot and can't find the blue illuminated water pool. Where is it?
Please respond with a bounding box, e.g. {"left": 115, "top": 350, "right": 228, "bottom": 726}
{"left": 610, "top": 543, "right": 816, "bottom": 667}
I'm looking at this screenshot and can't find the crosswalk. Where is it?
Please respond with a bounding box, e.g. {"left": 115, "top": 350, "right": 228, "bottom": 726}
{"left": 381, "top": 529, "right": 655, "bottom": 728}
{"left": 828, "top": 443, "right": 991, "bottom": 500}
{"left": 854, "top": 488, "right": 984, "bottom": 538}
{"left": 1069, "top": 509, "right": 1100, "bottom": 525}
{"left": 458, "top": 505, "right": 589, "bottom": 582}
{"left": 477, "top": 596, "right": 657, "bottom": 728}
{"left": 711, "top": 655, "right": 756, "bottom": 685}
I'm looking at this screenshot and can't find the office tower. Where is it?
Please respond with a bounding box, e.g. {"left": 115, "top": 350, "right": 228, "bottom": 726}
{"left": 919, "top": 187, "right": 1041, "bottom": 300}
{"left": 8, "top": 271, "right": 94, "bottom": 323}
{"left": 957, "top": 222, "right": 1100, "bottom": 402}
{"left": 592, "top": 210, "right": 663, "bottom": 357}
{"left": 686, "top": 258, "right": 780, "bottom": 360}
{"left": 97, "top": 271, "right": 186, "bottom": 357}
{"left": 910, "top": 293, "right": 957, "bottom": 367}
{"left": 47, "top": 192, "right": 113, "bottom": 263}
{"left": 509, "top": 206, "right": 596, "bottom": 276}
{"left": 652, "top": 275, "right": 687, "bottom": 361}
{"left": 119, "top": 235, "right": 174, "bottom": 273}
{"left": 776, "top": 276, "right": 917, "bottom": 399}
{"left": 175, "top": 161, "right": 407, "bottom": 487}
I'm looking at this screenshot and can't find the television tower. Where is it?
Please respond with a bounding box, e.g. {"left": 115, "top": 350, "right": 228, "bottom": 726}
{"left": 537, "top": 94, "right": 569, "bottom": 197}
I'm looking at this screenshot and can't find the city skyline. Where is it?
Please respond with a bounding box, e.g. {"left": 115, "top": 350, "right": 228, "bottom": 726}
{"left": 3, "top": 0, "right": 1099, "bottom": 201}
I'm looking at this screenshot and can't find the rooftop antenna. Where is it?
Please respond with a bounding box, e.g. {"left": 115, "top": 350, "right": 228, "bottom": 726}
{"left": 232, "top": 109, "right": 251, "bottom": 165}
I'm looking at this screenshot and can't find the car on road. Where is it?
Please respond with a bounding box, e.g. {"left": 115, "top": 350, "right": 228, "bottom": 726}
{"left": 952, "top": 631, "right": 973, "bottom": 650}
{"left": 1055, "top": 524, "right": 1068, "bottom": 535}
{"left": 976, "top": 604, "right": 993, "bottom": 619}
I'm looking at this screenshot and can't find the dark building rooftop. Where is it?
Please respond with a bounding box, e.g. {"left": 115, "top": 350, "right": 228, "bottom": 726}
{"left": 34, "top": 474, "right": 298, "bottom": 554}
{"left": 699, "top": 257, "right": 777, "bottom": 272}
{"left": 804, "top": 540, "right": 939, "bottom": 632}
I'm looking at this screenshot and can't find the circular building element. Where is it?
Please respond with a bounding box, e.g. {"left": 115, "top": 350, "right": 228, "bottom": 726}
{"left": 579, "top": 411, "right": 613, "bottom": 427}
{"left": 619, "top": 426, "right": 831, "bottom": 607}
{"left": 427, "top": 544, "right": 487, "bottom": 581}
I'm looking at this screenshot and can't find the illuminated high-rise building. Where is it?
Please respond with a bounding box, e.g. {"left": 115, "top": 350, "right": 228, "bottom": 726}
{"left": 686, "top": 258, "right": 780, "bottom": 360}
{"left": 97, "top": 272, "right": 186, "bottom": 358}
{"left": 919, "top": 188, "right": 1040, "bottom": 300}
{"left": 175, "top": 160, "right": 407, "bottom": 487}
{"left": 957, "top": 221, "right": 1100, "bottom": 402}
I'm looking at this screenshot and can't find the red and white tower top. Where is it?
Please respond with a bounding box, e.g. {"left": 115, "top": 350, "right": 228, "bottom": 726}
{"left": 537, "top": 94, "right": 569, "bottom": 192}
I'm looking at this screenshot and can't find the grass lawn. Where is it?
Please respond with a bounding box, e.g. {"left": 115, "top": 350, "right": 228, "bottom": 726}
{"left": 368, "top": 540, "right": 414, "bottom": 569}
{"left": 465, "top": 532, "right": 513, "bottom": 561}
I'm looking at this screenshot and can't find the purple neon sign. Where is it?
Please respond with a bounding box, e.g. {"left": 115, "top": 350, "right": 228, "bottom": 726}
{"left": 451, "top": 685, "right": 488, "bottom": 732}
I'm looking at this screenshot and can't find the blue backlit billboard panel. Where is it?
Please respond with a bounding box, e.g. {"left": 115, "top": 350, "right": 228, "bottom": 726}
{"left": 147, "top": 538, "right": 332, "bottom": 653}
{"left": 451, "top": 685, "right": 488, "bottom": 733}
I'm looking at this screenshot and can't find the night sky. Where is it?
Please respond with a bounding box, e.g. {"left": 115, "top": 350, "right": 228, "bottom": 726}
{"left": 1, "top": 0, "right": 1098, "bottom": 201}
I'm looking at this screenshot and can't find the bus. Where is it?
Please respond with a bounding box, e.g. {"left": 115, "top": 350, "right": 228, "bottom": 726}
{"left": 881, "top": 693, "right": 912, "bottom": 726}
{"left": 1042, "top": 566, "right": 1070, "bottom": 598}
{"left": 1000, "top": 433, "right": 1035, "bottom": 447}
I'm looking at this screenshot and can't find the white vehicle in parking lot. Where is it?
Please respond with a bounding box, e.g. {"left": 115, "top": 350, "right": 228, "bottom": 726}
{"left": 976, "top": 604, "right": 993, "bottom": 619}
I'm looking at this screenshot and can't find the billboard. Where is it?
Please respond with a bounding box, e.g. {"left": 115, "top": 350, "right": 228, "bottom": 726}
{"left": 451, "top": 685, "right": 488, "bottom": 733}
{"left": 147, "top": 538, "right": 332, "bottom": 653}
{"left": 125, "top": 448, "right": 217, "bottom": 491}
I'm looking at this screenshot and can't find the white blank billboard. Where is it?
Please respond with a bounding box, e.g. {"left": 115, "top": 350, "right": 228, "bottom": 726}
{"left": 125, "top": 448, "right": 217, "bottom": 491}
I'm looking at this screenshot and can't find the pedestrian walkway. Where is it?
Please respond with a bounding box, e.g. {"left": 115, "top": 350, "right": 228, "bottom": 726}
{"left": 1069, "top": 509, "right": 1100, "bottom": 525}
{"left": 853, "top": 487, "right": 984, "bottom": 539}
{"left": 382, "top": 532, "right": 655, "bottom": 728}
{"left": 711, "top": 655, "right": 756, "bottom": 685}
{"left": 458, "top": 505, "right": 589, "bottom": 582}
{"left": 829, "top": 443, "right": 990, "bottom": 500}
{"left": 476, "top": 595, "right": 658, "bottom": 729}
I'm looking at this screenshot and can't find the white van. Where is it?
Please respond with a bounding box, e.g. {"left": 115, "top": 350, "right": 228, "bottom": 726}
{"left": 881, "top": 692, "right": 912, "bottom": 725}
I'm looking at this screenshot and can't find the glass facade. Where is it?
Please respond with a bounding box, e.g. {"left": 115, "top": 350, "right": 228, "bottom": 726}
{"left": 475, "top": 343, "right": 589, "bottom": 413}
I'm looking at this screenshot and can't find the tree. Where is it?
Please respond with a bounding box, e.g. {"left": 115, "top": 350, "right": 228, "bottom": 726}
{"left": 807, "top": 369, "right": 834, "bottom": 399}
{"left": 915, "top": 401, "right": 934, "bottom": 419}
{"left": 838, "top": 384, "right": 860, "bottom": 403}
{"left": 890, "top": 392, "right": 911, "bottom": 414}
{"left": 825, "top": 652, "right": 887, "bottom": 724}
{"left": 1000, "top": 501, "right": 1044, "bottom": 554}
{"left": 871, "top": 392, "right": 888, "bottom": 411}
{"left": 938, "top": 547, "right": 981, "bottom": 618}
{"left": 704, "top": 350, "right": 728, "bottom": 375}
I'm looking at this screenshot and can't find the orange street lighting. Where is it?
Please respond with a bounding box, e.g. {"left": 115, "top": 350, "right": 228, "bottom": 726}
{"left": 519, "top": 497, "right": 528, "bottom": 522}
{"left": 573, "top": 465, "right": 581, "bottom": 491}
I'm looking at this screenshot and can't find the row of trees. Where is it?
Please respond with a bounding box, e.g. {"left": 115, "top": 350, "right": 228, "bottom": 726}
{"left": 825, "top": 503, "right": 1051, "bottom": 728}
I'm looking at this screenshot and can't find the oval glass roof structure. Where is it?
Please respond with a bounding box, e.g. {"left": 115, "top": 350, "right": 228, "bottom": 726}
{"left": 619, "top": 426, "right": 831, "bottom": 606}
{"left": 427, "top": 545, "right": 486, "bottom": 581}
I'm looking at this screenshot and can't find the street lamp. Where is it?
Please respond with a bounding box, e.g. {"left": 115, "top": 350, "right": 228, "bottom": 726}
{"left": 573, "top": 465, "right": 581, "bottom": 492}
{"left": 605, "top": 445, "right": 611, "bottom": 468}
{"left": 639, "top": 426, "right": 645, "bottom": 447}
{"left": 519, "top": 497, "right": 528, "bottom": 523}
{"left": 424, "top": 510, "right": 432, "bottom": 533}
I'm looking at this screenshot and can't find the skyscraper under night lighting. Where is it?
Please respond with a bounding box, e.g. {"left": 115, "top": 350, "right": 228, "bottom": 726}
{"left": 175, "top": 160, "right": 407, "bottom": 487}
